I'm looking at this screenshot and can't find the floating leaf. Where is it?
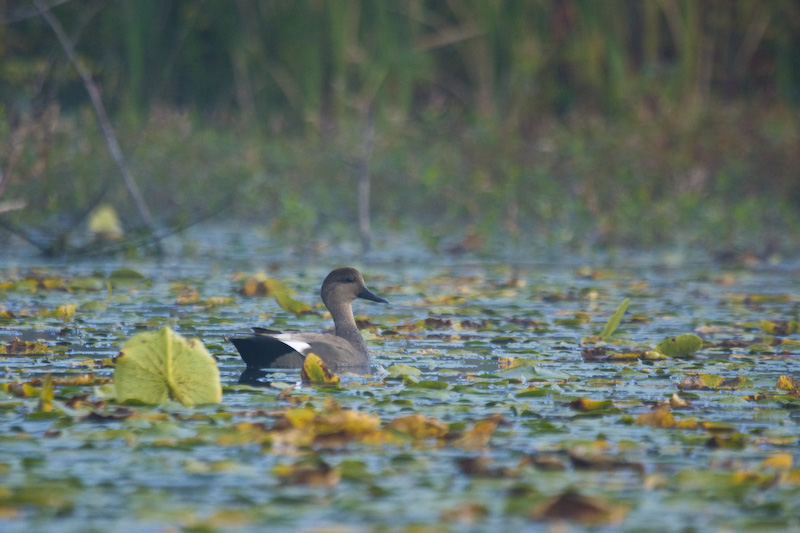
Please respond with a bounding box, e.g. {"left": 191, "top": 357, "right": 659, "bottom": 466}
{"left": 516, "top": 386, "right": 554, "bottom": 398}
{"left": 636, "top": 407, "right": 675, "bottom": 428}
{"left": 3, "top": 340, "right": 51, "bottom": 355}
{"left": 490, "top": 335, "right": 517, "bottom": 344}
{"left": 600, "top": 298, "right": 629, "bottom": 338}
{"left": 109, "top": 268, "right": 147, "bottom": 285}
{"left": 273, "top": 457, "right": 340, "bottom": 487}
{"left": 654, "top": 334, "right": 703, "bottom": 356}
{"left": 759, "top": 319, "right": 799, "bottom": 335}
{"left": 531, "top": 491, "right": 627, "bottom": 525}
{"left": 386, "top": 414, "right": 448, "bottom": 439}
{"left": 554, "top": 313, "right": 591, "bottom": 327}
{"left": 569, "top": 397, "right": 616, "bottom": 412}
{"left": 678, "top": 373, "right": 753, "bottom": 390}
{"left": 39, "top": 304, "right": 77, "bottom": 320}
{"left": 580, "top": 347, "right": 607, "bottom": 360}
{"left": 607, "top": 351, "right": 641, "bottom": 362}
{"left": 114, "top": 326, "right": 222, "bottom": 407}
{"left": 776, "top": 375, "right": 800, "bottom": 392}
{"left": 301, "top": 353, "right": 340, "bottom": 384}
{"left": 454, "top": 416, "right": 501, "bottom": 449}
{"left": 707, "top": 433, "right": 748, "bottom": 449}
{"left": 386, "top": 364, "right": 422, "bottom": 378}
{"left": 762, "top": 453, "right": 793, "bottom": 470}
{"left": 412, "top": 380, "right": 450, "bottom": 390}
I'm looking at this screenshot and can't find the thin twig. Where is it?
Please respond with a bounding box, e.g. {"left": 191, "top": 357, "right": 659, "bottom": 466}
{"left": 357, "top": 108, "right": 374, "bottom": 254}
{"left": 33, "top": 0, "right": 162, "bottom": 253}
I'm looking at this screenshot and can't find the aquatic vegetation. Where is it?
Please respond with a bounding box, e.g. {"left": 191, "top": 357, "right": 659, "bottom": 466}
{"left": 1, "top": 246, "right": 799, "bottom": 530}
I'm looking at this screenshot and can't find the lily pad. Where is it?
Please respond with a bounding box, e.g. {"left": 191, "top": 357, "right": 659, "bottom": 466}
{"left": 386, "top": 364, "right": 422, "bottom": 378}
{"left": 301, "top": 353, "right": 340, "bottom": 384}
{"left": 655, "top": 334, "right": 703, "bottom": 356}
{"left": 114, "top": 326, "right": 222, "bottom": 407}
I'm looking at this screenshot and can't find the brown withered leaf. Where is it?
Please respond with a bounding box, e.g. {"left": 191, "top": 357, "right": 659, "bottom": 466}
{"left": 678, "top": 373, "right": 752, "bottom": 390}
{"left": 712, "top": 339, "right": 753, "bottom": 349}
{"left": 508, "top": 317, "right": 542, "bottom": 328}
{"left": 569, "top": 397, "right": 616, "bottom": 412}
{"left": 424, "top": 317, "right": 453, "bottom": 329}
{"left": 82, "top": 407, "right": 136, "bottom": 422}
{"left": 386, "top": 414, "right": 449, "bottom": 439}
{"left": 580, "top": 347, "right": 607, "bottom": 360}
{"left": 455, "top": 456, "right": 516, "bottom": 478}
{"left": 459, "top": 319, "right": 489, "bottom": 329}
{"left": 3, "top": 340, "right": 51, "bottom": 355}
{"left": 524, "top": 453, "right": 567, "bottom": 471}
{"left": 441, "top": 502, "right": 489, "bottom": 524}
{"left": 568, "top": 451, "right": 645, "bottom": 474}
{"left": 665, "top": 393, "right": 690, "bottom": 408}
{"left": 707, "top": 433, "right": 748, "bottom": 449}
{"left": 531, "top": 491, "right": 627, "bottom": 525}
{"left": 300, "top": 353, "right": 340, "bottom": 384}
{"left": 274, "top": 458, "right": 340, "bottom": 487}
{"left": 30, "top": 374, "right": 109, "bottom": 387}
{"left": 636, "top": 407, "right": 675, "bottom": 428}
{"left": 451, "top": 415, "right": 504, "bottom": 449}
{"left": 777, "top": 375, "right": 800, "bottom": 392}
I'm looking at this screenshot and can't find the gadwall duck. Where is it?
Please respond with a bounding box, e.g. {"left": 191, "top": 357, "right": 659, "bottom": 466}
{"left": 230, "top": 267, "right": 387, "bottom": 369}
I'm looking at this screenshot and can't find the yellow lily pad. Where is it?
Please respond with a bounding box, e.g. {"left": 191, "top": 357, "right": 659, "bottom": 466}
{"left": 114, "top": 326, "right": 222, "bottom": 407}
{"left": 301, "top": 353, "right": 340, "bottom": 384}
{"left": 777, "top": 374, "right": 800, "bottom": 392}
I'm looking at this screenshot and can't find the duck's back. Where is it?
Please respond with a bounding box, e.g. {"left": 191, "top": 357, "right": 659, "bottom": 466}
{"left": 230, "top": 330, "right": 368, "bottom": 369}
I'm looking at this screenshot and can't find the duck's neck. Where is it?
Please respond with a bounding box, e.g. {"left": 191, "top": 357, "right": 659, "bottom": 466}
{"left": 328, "top": 301, "right": 368, "bottom": 356}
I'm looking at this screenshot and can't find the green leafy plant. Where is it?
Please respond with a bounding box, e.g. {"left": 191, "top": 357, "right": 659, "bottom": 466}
{"left": 600, "top": 298, "right": 629, "bottom": 339}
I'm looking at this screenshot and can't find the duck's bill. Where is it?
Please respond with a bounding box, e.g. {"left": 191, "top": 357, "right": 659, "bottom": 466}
{"left": 358, "top": 288, "right": 389, "bottom": 304}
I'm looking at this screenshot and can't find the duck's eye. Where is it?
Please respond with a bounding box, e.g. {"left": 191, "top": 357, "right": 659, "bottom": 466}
{"left": 343, "top": 277, "right": 355, "bottom": 283}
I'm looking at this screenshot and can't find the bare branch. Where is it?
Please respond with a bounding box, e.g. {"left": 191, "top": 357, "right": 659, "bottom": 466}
{"left": 33, "top": 0, "right": 162, "bottom": 251}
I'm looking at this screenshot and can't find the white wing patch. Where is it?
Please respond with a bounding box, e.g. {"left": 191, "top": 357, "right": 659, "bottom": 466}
{"left": 274, "top": 334, "right": 312, "bottom": 354}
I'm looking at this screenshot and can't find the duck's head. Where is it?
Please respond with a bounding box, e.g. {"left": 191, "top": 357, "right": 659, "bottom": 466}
{"left": 320, "top": 267, "right": 388, "bottom": 308}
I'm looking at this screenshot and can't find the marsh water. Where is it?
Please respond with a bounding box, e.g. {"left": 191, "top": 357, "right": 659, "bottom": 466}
{"left": 1, "top": 226, "right": 799, "bottom": 531}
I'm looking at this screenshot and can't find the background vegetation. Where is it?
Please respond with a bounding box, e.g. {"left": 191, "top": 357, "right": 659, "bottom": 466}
{"left": 1, "top": 0, "right": 799, "bottom": 255}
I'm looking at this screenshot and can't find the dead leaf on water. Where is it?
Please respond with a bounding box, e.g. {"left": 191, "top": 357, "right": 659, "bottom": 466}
{"left": 776, "top": 374, "right": 800, "bottom": 392}
{"left": 762, "top": 453, "right": 793, "bottom": 470}
{"left": 678, "top": 373, "right": 753, "bottom": 390}
{"left": 441, "top": 502, "right": 489, "bottom": 524}
{"left": 452, "top": 415, "right": 502, "bottom": 449}
{"left": 386, "top": 414, "right": 448, "bottom": 439}
{"left": 636, "top": 407, "right": 675, "bottom": 428}
{"left": 3, "top": 340, "right": 51, "bottom": 355}
{"left": 569, "top": 397, "right": 617, "bottom": 413}
{"left": 273, "top": 457, "right": 340, "bottom": 487}
{"left": 531, "top": 491, "right": 627, "bottom": 525}
{"left": 38, "top": 304, "right": 76, "bottom": 320}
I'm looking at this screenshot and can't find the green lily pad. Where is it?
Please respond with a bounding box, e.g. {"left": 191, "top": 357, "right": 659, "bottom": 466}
{"left": 114, "top": 326, "right": 222, "bottom": 407}
{"left": 655, "top": 334, "right": 703, "bottom": 356}
{"left": 386, "top": 364, "right": 422, "bottom": 378}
